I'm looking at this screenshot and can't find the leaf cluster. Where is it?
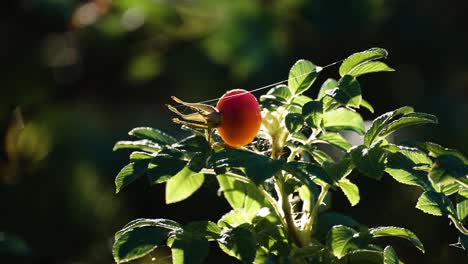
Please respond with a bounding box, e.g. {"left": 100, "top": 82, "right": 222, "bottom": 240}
{"left": 112, "top": 48, "right": 468, "bottom": 263}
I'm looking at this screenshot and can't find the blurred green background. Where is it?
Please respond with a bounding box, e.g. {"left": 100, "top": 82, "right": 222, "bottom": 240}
{"left": 1, "top": 0, "right": 467, "bottom": 263}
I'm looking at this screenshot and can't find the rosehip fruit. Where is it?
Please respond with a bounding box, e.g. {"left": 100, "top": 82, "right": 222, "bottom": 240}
{"left": 216, "top": 89, "right": 262, "bottom": 147}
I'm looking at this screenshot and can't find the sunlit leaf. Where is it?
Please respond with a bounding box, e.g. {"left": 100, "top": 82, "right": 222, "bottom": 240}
{"left": 129, "top": 151, "right": 154, "bottom": 161}
{"left": 370, "top": 226, "right": 424, "bottom": 253}
{"left": 456, "top": 199, "right": 468, "bottom": 221}
{"left": 416, "top": 191, "right": 456, "bottom": 217}
{"left": 360, "top": 98, "right": 374, "bottom": 113}
{"left": 165, "top": 167, "right": 205, "bottom": 204}
{"left": 217, "top": 174, "right": 268, "bottom": 218}
{"left": 218, "top": 209, "right": 251, "bottom": 228}
{"left": 113, "top": 227, "right": 169, "bottom": 263}
{"left": 289, "top": 59, "right": 319, "bottom": 95}
{"left": 383, "top": 246, "right": 399, "bottom": 264}
{"left": 316, "top": 132, "right": 352, "bottom": 151}
{"left": 115, "top": 161, "right": 148, "bottom": 193}
{"left": 379, "top": 113, "right": 438, "bottom": 139}
{"left": 347, "top": 61, "right": 394, "bottom": 77}
{"left": 129, "top": 127, "right": 177, "bottom": 145}
{"left": 115, "top": 218, "right": 181, "bottom": 240}
{"left": 339, "top": 48, "right": 388, "bottom": 77}
{"left": 260, "top": 84, "right": 292, "bottom": 103}
{"left": 113, "top": 139, "right": 161, "bottom": 152}
{"left": 327, "top": 225, "right": 368, "bottom": 258}
{"left": 324, "top": 108, "right": 365, "bottom": 135}
{"left": 364, "top": 106, "right": 414, "bottom": 146}
{"left": 338, "top": 178, "right": 360, "bottom": 206}
{"left": 384, "top": 147, "right": 432, "bottom": 189}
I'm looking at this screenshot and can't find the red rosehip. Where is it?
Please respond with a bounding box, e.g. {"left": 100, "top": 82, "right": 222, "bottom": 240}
{"left": 216, "top": 89, "right": 262, "bottom": 147}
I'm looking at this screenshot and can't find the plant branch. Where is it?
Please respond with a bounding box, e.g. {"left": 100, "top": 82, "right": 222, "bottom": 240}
{"left": 305, "top": 185, "right": 329, "bottom": 234}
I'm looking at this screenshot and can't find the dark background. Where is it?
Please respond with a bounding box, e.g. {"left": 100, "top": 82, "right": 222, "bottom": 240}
{"left": 1, "top": 0, "right": 467, "bottom": 263}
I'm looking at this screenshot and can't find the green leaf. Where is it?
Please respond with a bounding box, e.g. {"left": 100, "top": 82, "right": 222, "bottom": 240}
{"left": 285, "top": 113, "right": 304, "bottom": 133}
{"left": 441, "top": 182, "right": 459, "bottom": 196}
{"left": 416, "top": 190, "right": 457, "bottom": 217}
{"left": 217, "top": 174, "right": 268, "bottom": 218}
{"left": 370, "top": 226, "right": 424, "bottom": 253}
{"left": 383, "top": 246, "right": 399, "bottom": 264}
{"left": 173, "top": 135, "right": 210, "bottom": 153}
{"left": 253, "top": 215, "right": 289, "bottom": 256}
{"left": 326, "top": 75, "right": 361, "bottom": 108}
{"left": 360, "top": 98, "right": 374, "bottom": 113}
{"left": 339, "top": 48, "right": 388, "bottom": 77}
{"left": 347, "top": 61, "right": 394, "bottom": 77}
{"left": 115, "top": 161, "right": 148, "bottom": 193}
{"left": 115, "top": 218, "right": 181, "bottom": 240}
{"left": 291, "top": 95, "right": 313, "bottom": 108}
{"left": 323, "top": 157, "right": 354, "bottom": 182}
{"left": 324, "top": 108, "right": 365, "bottom": 135}
{"left": 379, "top": 113, "right": 438, "bottom": 138}
{"left": 318, "top": 78, "right": 338, "bottom": 99}
{"left": 284, "top": 161, "right": 335, "bottom": 187}
{"left": 429, "top": 155, "right": 468, "bottom": 190}
{"left": 457, "top": 199, "right": 468, "bottom": 221}
{"left": 113, "top": 226, "right": 169, "bottom": 263}
{"left": 212, "top": 149, "right": 283, "bottom": 184}
{"left": 316, "top": 212, "right": 360, "bottom": 239}
{"left": 316, "top": 132, "right": 352, "bottom": 151}
{"left": 113, "top": 139, "right": 161, "bottom": 152}
{"left": 289, "top": 59, "right": 319, "bottom": 95}
{"left": 384, "top": 148, "right": 432, "bottom": 189}
{"left": 364, "top": 106, "right": 414, "bottom": 146}
{"left": 260, "top": 84, "right": 292, "bottom": 103}
{"left": 129, "top": 151, "right": 154, "bottom": 161}
{"left": 147, "top": 154, "right": 187, "bottom": 184}
{"left": 421, "top": 142, "right": 468, "bottom": 164}
{"left": 165, "top": 167, "right": 205, "bottom": 204}
{"left": 218, "top": 209, "right": 251, "bottom": 228}
{"left": 338, "top": 178, "right": 360, "bottom": 206}
{"left": 307, "top": 148, "right": 335, "bottom": 165}
{"left": 327, "top": 225, "right": 367, "bottom": 258}
{"left": 351, "top": 144, "right": 386, "bottom": 180}
{"left": 171, "top": 234, "right": 209, "bottom": 264}
{"left": 317, "top": 78, "right": 339, "bottom": 111}
{"left": 342, "top": 250, "right": 383, "bottom": 264}
{"left": 302, "top": 100, "right": 323, "bottom": 129}
{"left": 218, "top": 224, "right": 257, "bottom": 263}
{"left": 129, "top": 127, "right": 177, "bottom": 145}
{"left": 184, "top": 221, "right": 221, "bottom": 241}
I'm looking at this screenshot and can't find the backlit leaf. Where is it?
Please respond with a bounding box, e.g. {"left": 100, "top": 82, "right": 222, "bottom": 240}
{"left": 289, "top": 59, "right": 319, "bottom": 95}
{"left": 165, "top": 167, "right": 205, "bottom": 204}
